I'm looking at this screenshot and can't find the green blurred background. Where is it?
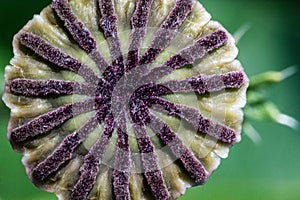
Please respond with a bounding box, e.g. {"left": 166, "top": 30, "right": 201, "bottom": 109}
{"left": 0, "top": 0, "right": 299, "bottom": 199}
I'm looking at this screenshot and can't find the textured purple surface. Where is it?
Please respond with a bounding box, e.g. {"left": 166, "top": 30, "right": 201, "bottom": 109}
{"left": 163, "top": 71, "right": 246, "bottom": 94}
{"left": 19, "top": 33, "right": 100, "bottom": 83}
{"left": 9, "top": 79, "right": 95, "bottom": 96}
{"left": 148, "top": 115, "right": 207, "bottom": 185}
{"left": 113, "top": 114, "right": 131, "bottom": 199}
{"left": 52, "top": 0, "right": 110, "bottom": 72}
{"left": 134, "top": 125, "right": 170, "bottom": 199}
{"left": 52, "top": 0, "right": 95, "bottom": 53}
{"left": 32, "top": 108, "right": 106, "bottom": 182}
{"left": 71, "top": 116, "right": 115, "bottom": 199}
{"left": 10, "top": 99, "right": 97, "bottom": 144}
{"left": 98, "top": 0, "right": 125, "bottom": 81}
{"left": 147, "top": 97, "right": 237, "bottom": 143}
{"left": 7, "top": 0, "right": 248, "bottom": 199}
{"left": 139, "top": 0, "right": 194, "bottom": 66}
{"left": 127, "top": 0, "right": 154, "bottom": 71}
{"left": 144, "top": 30, "right": 228, "bottom": 82}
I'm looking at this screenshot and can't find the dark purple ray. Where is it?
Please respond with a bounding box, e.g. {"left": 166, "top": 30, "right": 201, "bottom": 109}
{"left": 10, "top": 98, "right": 99, "bottom": 144}
{"left": 9, "top": 79, "right": 96, "bottom": 97}
{"left": 148, "top": 115, "right": 207, "bottom": 185}
{"left": 126, "top": 0, "right": 154, "bottom": 71}
{"left": 32, "top": 112, "right": 103, "bottom": 182}
{"left": 129, "top": 97, "right": 152, "bottom": 126}
{"left": 133, "top": 71, "right": 245, "bottom": 103}
{"left": 162, "top": 71, "right": 246, "bottom": 94}
{"left": 134, "top": 125, "right": 170, "bottom": 200}
{"left": 52, "top": 0, "right": 109, "bottom": 72}
{"left": 129, "top": 84, "right": 172, "bottom": 125}
{"left": 19, "top": 33, "right": 100, "bottom": 83}
{"left": 139, "top": 0, "right": 194, "bottom": 66}
{"left": 132, "top": 84, "right": 172, "bottom": 101}
{"left": 143, "top": 30, "right": 228, "bottom": 82}
{"left": 164, "top": 30, "right": 227, "bottom": 70}
{"left": 98, "top": 0, "right": 125, "bottom": 80}
{"left": 70, "top": 116, "right": 115, "bottom": 200}
{"left": 113, "top": 114, "right": 131, "bottom": 200}
{"left": 147, "top": 97, "right": 236, "bottom": 143}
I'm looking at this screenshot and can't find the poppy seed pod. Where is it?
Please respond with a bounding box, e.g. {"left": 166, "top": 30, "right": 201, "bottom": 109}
{"left": 3, "top": 0, "right": 248, "bottom": 199}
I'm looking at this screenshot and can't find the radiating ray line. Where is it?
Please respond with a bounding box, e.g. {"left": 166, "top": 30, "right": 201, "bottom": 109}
{"left": 98, "top": 0, "right": 125, "bottom": 82}
{"left": 52, "top": 0, "right": 110, "bottom": 72}
{"left": 139, "top": 0, "right": 194, "bottom": 66}
{"left": 132, "top": 84, "right": 172, "bottom": 102}
{"left": 70, "top": 116, "right": 115, "bottom": 200}
{"left": 113, "top": 113, "right": 131, "bottom": 200}
{"left": 133, "top": 125, "right": 170, "bottom": 200}
{"left": 147, "top": 97, "right": 236, "bottom": 143}
{"left": 134, "top": 71, "right": 245, "bottom": 103}
{"left": 148, "top": 114, "right": 207, "bottom": 185}
{"left": 129, "top": 97, "right": 152, "bottom": 126}
{"left": 19, "top": 33, "right": 101, "bottom": 83}
{"left": 10, "top": 98, "right": 99, "bottom": 144}
{"left": 143, "top": 30, "right": 228, "bottom": 82}
{"left": 9, "top": 79, "right": 96, "bottom": 97}
{"left": 32, "top": 110, "right": 105, "bottom": 182}
{"left": 161, "top": 71, "right": 246, "bottom": 94}
{"left": 126, "top": 0, "right": 154, "bottom": 71}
